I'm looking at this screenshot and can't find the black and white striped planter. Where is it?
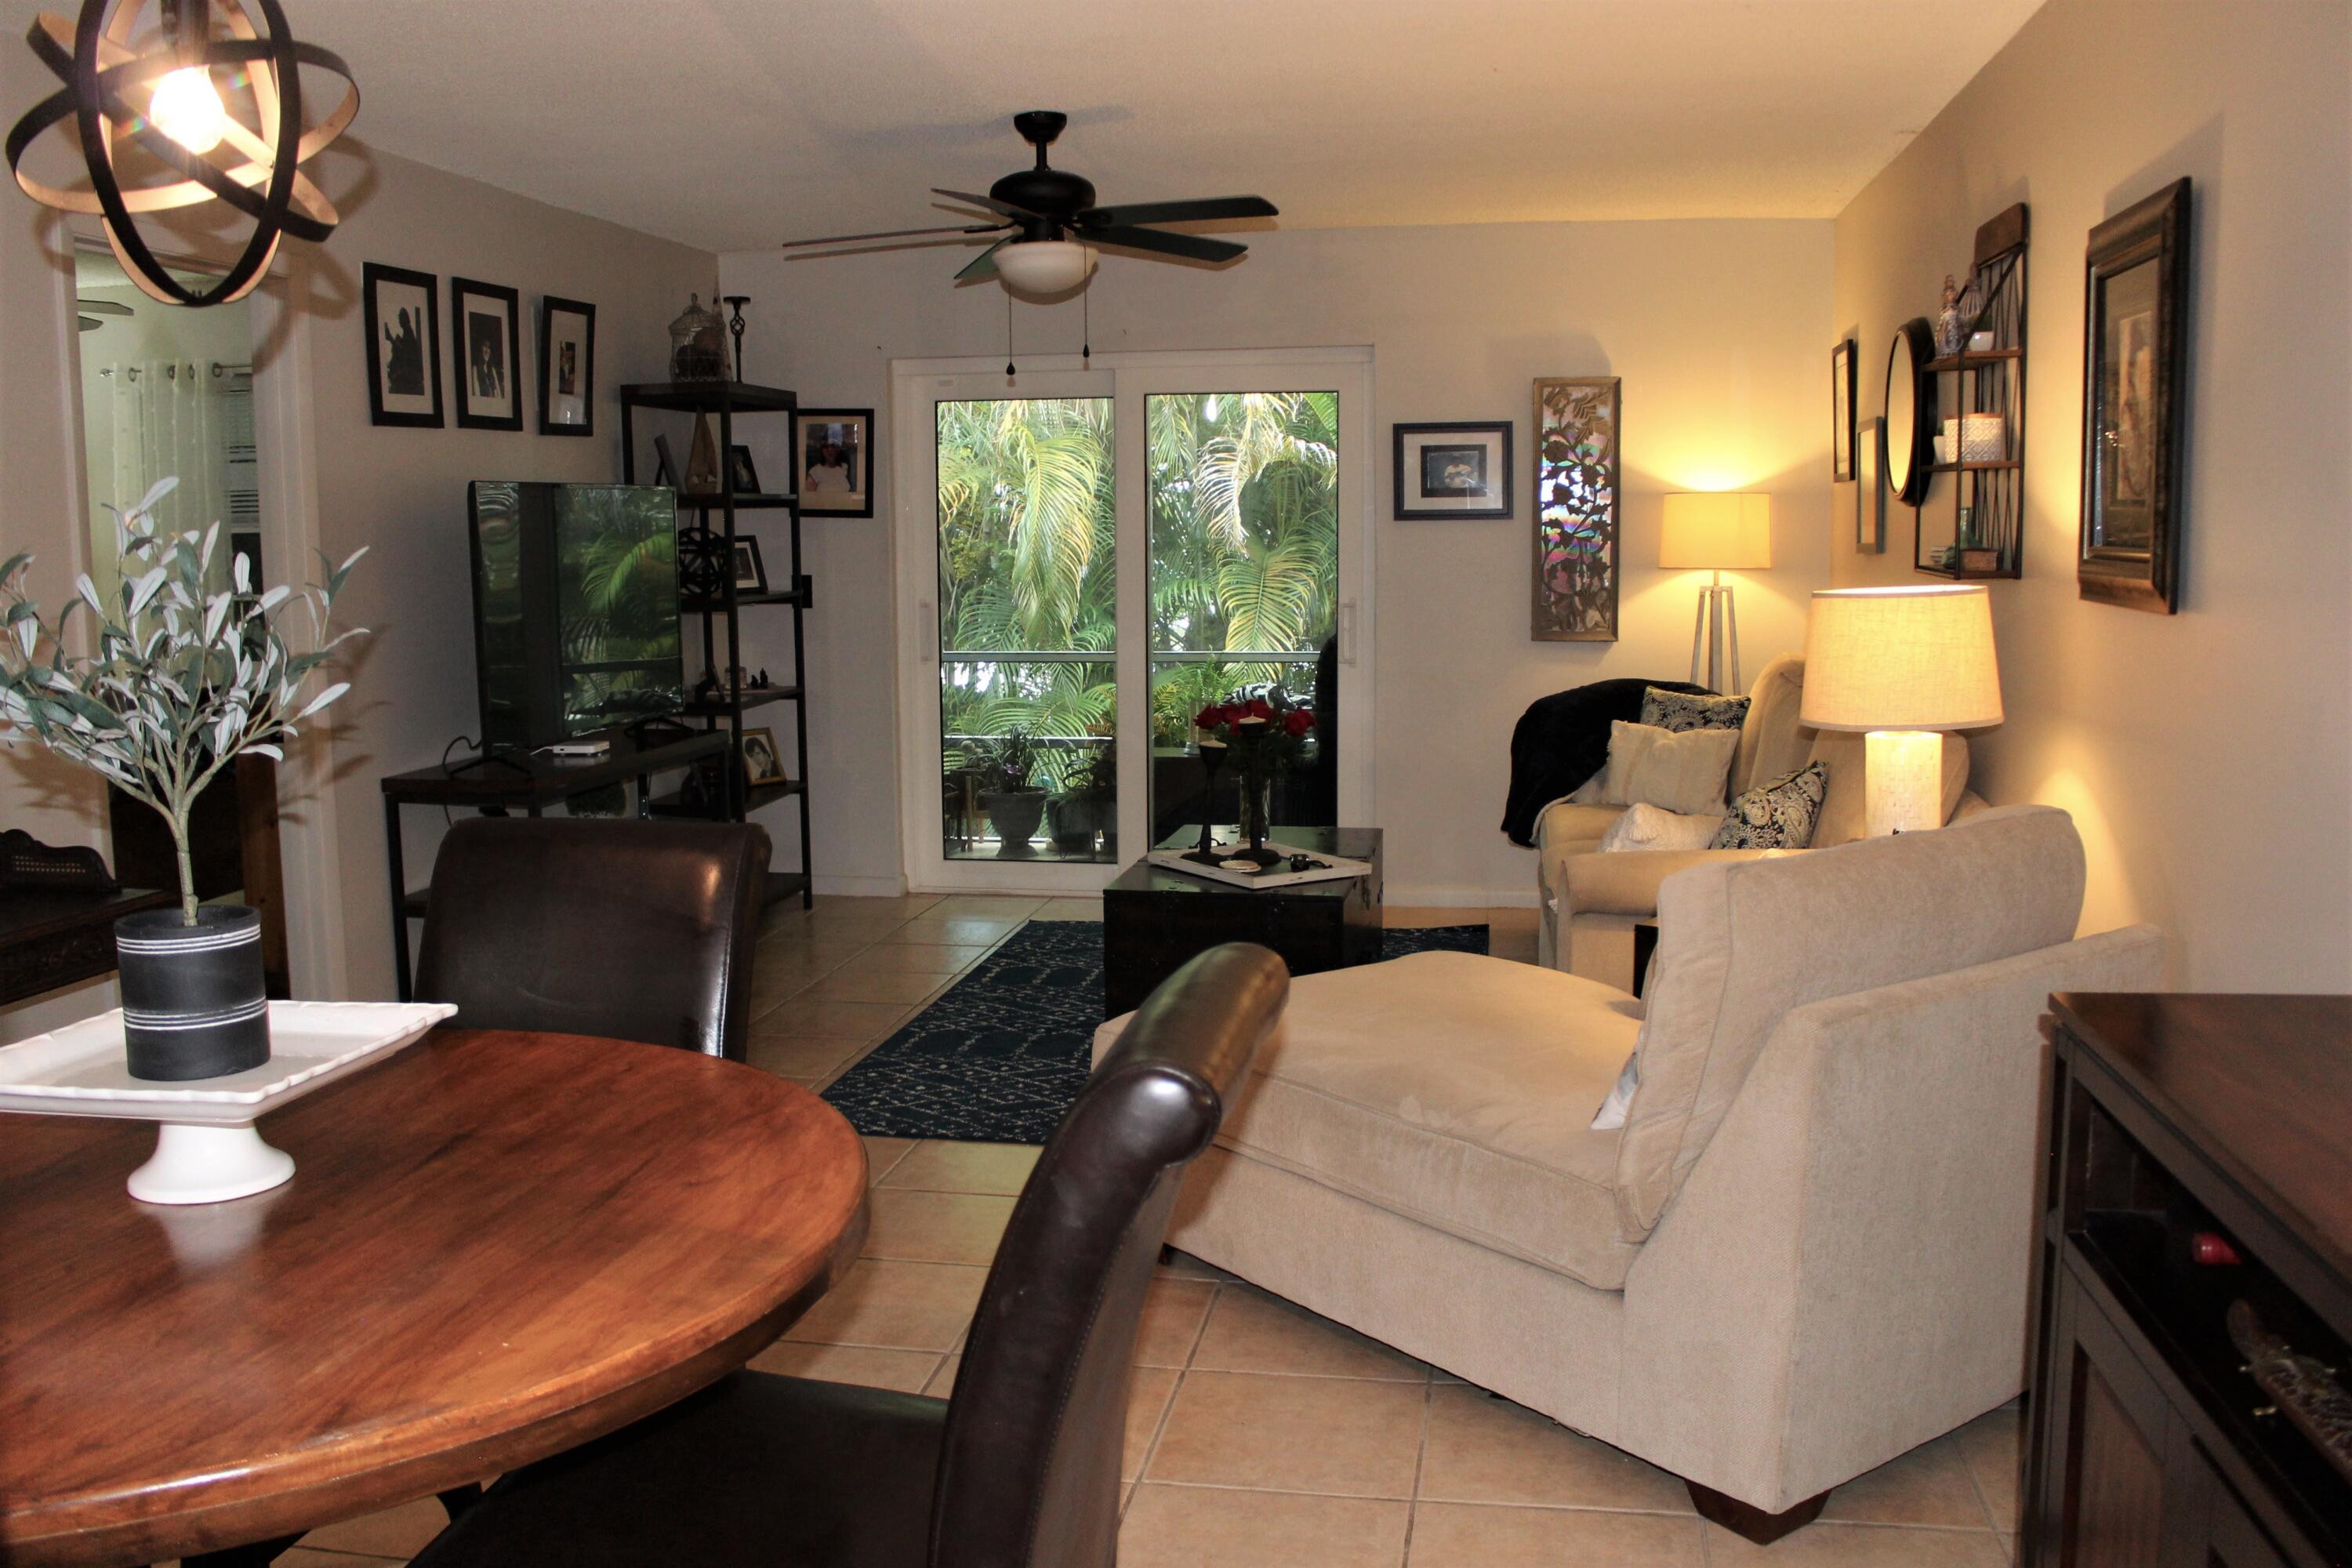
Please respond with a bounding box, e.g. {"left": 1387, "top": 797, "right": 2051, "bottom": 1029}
{"left": 114, "top": 906, "right": 271, "bottom": 1081}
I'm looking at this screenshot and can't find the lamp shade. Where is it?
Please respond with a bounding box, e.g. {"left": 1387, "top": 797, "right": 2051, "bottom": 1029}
{"left": 1660, "top": 492, "right": 1772, "bottom": 569}
{"left": 994, "top": 241, "right": 1096, "bottom": 296}
{"left": 1801, "top": 586, "right": 2003, "bottom": 731}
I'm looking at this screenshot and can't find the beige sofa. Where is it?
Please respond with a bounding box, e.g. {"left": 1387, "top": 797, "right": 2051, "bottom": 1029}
{"left": 1536, "top": 655, "right": 1979, "bottom": 984}
{"left": 1097, "top": 805, "right": 2161, "bottom": 1537}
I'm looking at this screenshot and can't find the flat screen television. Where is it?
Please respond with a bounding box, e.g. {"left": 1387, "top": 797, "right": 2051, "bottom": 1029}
{"left": 466, "top": 481, "right": 684, "bottom": 751}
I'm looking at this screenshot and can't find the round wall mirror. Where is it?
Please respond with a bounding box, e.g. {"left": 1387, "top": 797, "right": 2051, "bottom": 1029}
{"left": 1883, "top": 317, "right": 1939, "bottom": 506}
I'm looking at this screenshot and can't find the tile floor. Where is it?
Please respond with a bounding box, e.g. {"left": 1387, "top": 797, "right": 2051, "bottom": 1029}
{"left": 220, "top": 895, "right": 2025, "bottom": 1567}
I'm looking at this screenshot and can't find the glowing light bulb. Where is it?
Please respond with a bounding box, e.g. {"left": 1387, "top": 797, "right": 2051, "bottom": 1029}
{"left": 150, "top": 67, "right": 227, "bottom": 154}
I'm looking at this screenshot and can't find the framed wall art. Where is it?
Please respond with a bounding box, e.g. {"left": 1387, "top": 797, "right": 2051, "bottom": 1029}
{"left": 1854, "top": 416, "right": 1885, "bottom": 554}
{"left": 362, "top": 263, "right": 442, "bottom": 428}
{"left": 794, "top": 408, "right": 873, "bottom": 517}
{"left": 536, "top": 295, "right": 595, "bottom": 437}
{"left": 451, "top": 277, "right": 523, "bottom": 432}
{"left": 2078, "top": 177, "right": 2189, "bottom": 614}
{"left": 1831, "top": 337, "right": 1857, "bottom": 481}
{"left": 1392, "top": 421, "right": 1512, "bottom": 519}
{"left": 1531, "top": 376, "right": 1621, "bottom": 641}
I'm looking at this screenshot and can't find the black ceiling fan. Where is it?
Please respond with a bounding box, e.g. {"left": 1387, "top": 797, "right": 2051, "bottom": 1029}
{"left": 779, "top": 111, "right": 1277, "bottom": 283}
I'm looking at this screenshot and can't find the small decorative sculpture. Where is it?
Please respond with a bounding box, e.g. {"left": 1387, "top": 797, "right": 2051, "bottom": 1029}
{"left": 668, "top": 293, "right": 728, "bottom": 381}
{"left": 684, "top": 412, "right": 723, "bottom": 494}
{"left": 724, "top": 296, "right": 750, "bottom": 380}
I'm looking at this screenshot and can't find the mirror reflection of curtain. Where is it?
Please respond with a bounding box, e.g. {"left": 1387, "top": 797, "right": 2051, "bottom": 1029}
{"left": 98, "top": 359, "right": 244, "bottom": 590}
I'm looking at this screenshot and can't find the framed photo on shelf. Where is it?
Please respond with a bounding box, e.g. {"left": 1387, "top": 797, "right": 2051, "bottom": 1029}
{"left": 2078, "top": 177, "right": 2189, "bottom": 615}
{"left": 1831, "top": 337, "right": 1857, "bottom": 481}
{"left": 731, "top": 535, "right": 768, "bottom": 595}
{"left": 740, "top": 727, "right": 788, "bottom": 789}
{"left": 1854, "top": 416, "right": 1885, "bottom": 554}
{"left": 450, "top": 277, "right": 523, "bottom": 431}
{"left": 793, "top": 408, "right": 873, "bottom": 517}
{"left": 652, "top": 433, "right": 679, "bottom": 488}
{"left": 537, "top": 295, "right": 594, "bottom": 436}
{"left": 362, "top": 263, "right": 442, "bottom": 428}
{"left": 1392, "top": 422, "right": 1512, "bottom": 519}
{"left": 727, "top": 443, "right": 762, "bottom": 495}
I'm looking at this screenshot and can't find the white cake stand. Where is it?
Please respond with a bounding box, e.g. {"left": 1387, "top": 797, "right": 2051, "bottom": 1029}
{"left": 0, "top": 1001, "right": 456, "bottom": 1204}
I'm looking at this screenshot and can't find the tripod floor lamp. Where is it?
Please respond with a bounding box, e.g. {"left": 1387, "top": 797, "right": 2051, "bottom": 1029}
{"left": 1661, "top": 492, "right": 1772, "bottom": 695}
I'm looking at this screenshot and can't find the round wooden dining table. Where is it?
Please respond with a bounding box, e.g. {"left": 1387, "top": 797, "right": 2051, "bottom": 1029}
{"left": 0, "top": 1027, "right": 870, "bottom": 1567}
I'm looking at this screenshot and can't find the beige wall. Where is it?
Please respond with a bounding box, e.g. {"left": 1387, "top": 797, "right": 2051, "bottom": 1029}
{"left": 0, "top": 16, "right": 716, "bottom": 1014}
{"left": 1832, "top": 0, "right": 2352, "bottom": 989}
{"left": 718, "top": 218, "right": 1835, "bottom": 904}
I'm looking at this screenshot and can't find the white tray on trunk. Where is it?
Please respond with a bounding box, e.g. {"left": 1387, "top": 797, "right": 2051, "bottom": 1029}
{"left": 0, "top": 1000, "right": 456, "bottom": 1203}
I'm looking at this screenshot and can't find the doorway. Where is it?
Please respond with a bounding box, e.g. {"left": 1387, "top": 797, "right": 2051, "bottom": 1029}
{"left": 893, "top": 350, "right": 1374, "bottom": 892}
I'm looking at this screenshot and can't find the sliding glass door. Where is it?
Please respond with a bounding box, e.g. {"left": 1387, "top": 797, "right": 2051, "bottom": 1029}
{"left": 896, "top": 351, "right": 1371, "bottom": 891}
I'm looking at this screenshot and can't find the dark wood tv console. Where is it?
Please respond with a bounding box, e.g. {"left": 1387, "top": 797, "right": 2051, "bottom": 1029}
{"left": 2026, "top": 994, "right": 2352, "bottom": 1567}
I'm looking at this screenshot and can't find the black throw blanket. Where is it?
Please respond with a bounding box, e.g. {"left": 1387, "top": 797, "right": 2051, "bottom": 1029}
{"left": 1499, "top": 677, "right": 1710, "bottom": 847}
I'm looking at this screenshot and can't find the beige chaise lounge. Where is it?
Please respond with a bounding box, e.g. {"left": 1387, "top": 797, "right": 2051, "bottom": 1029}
{"left": 1096, "top": 804, "right": 2161, "bottom": 1541}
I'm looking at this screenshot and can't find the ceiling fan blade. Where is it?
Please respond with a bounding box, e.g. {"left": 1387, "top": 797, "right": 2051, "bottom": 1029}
{"left": 1078, "top": 196, "right": 1277, "bottom": 227}
{"left": 955, "top": 238, "right": 1011, "bottom": 281}
{"left": 1084, "top": 225, "right": 1247, "bottom": 263}
{"left": 933, "top": 187, "right": 1048, "bottom": 223}
{"left": 781, "top": 221, "right": 1007, "bottom": 249}
{"left": 76, "top": 297, "right": 133, "bottom": 316}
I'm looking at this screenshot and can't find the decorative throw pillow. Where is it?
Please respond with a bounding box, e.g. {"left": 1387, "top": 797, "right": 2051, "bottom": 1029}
{"left": 1596, "top": 801, "right": 1729, "bottom": 853}
{"left": 1600, "top": 721, "right": 1742, "bottom": 815}
{"left": 1708, "top": 761, "right": 1830, "bottom": 850}
{"left": 1640, "top": 687, "right": 1751, "bottom": 734}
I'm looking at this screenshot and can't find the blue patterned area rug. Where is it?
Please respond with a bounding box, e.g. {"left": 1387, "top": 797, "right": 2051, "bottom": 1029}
{"left": 820, "top": 920, "right": 1490, "bottom": 1145}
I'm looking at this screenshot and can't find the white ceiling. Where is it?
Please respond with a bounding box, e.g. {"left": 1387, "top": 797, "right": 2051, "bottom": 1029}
{"left": 261, "top": 1, "right": 2036, "bottom": 252}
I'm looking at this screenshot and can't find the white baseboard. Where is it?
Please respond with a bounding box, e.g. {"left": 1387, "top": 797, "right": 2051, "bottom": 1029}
{"left": 1385, "top": 886, "right": 1541, "bottom": 909}
{"left": 813, "top": 873, "right": 909, "bottom": 898}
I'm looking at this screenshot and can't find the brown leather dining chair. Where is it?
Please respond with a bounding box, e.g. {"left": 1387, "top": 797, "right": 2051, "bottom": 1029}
{"left": 407, "top": 941, "right": 1290, "bottom": 1568}
{"left": 412, "top": 816, "right": 771, "bottom": 1062}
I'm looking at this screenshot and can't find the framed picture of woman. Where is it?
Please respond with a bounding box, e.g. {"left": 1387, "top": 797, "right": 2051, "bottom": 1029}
{"left": 537, "top": 296, "right": 595, "bottom": 437}
{"left": 451, "top": 277, "right": 523, "bottom": 432}
{"left": 793, "top": 408, "right": 873, "bottom": 517}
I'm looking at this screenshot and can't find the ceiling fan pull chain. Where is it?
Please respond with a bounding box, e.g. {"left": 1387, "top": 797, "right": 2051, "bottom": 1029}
{"left": 1082, "top": 285, "right": 1091, "bottom": 365}
{"left": 1005, "top": 290, "right": 1015, "bottom": 379}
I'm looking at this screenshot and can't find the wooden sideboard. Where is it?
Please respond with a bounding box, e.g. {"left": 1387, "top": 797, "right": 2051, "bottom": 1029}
{"left": 2026, "top": 994, "right": 2352, "bottom": 1568}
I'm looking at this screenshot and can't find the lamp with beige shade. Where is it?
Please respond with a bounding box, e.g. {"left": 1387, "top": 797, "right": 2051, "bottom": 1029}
{"left": 1801, "top": 585, "right": 2002, "bottom": 837}
{"left": 1660, "top": 492, "right": 1770, "bottom": 695}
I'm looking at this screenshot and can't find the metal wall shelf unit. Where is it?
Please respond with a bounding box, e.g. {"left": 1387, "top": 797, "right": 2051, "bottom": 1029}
{"left": 619, "top": 381, "right": 813, "bottom": 910}
{"left": 1916, "top": 205, "right": 2029, "bottom": 581}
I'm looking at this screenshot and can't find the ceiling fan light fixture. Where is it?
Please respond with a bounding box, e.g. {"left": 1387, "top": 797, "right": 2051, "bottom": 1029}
{"left": 994, "top": 240, "right": 1094, "bottom": 297}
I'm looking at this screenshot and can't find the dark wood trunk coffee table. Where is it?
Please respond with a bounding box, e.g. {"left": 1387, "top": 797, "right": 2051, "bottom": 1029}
{"left": 1102, "top": 826, "right": 1381, "bottom": 1016}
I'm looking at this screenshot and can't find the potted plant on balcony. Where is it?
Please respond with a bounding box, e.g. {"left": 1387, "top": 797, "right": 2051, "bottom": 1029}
{"left": 0, "top": 478, "right": 365, "bottom": 1080}
{"left": 1047, "top": 742, "right": 1115, "bottom": 857}
{"left": 975, "top": 728, "right": 1047, "bottom": 858}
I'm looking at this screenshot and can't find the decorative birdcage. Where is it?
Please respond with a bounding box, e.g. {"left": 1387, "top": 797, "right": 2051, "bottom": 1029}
{"left": 667, "top": 293, "right": 728, "bottom": 382}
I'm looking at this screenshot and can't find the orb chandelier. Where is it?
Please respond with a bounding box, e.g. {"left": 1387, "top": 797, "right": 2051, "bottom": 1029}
{"left": 6, "top": 0, "right": 358, "bottom": 306}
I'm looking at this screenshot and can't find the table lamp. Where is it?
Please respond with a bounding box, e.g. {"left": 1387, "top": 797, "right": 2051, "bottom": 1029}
{"left": 1800, "top": 585, "right": 2002, "bottom": 836}
{"left": 1660, "top": 492, "right": 1771, "bottom": 694}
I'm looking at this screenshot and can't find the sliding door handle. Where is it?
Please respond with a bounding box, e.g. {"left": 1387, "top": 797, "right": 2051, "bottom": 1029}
{"left": 1338, "top": 600, "right": 1359, "bottom": 667}
{"left": 920, "top": 601, "right": 939, "bottom": 663}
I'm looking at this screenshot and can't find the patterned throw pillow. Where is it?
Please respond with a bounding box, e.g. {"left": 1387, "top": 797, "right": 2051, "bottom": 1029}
{"left": 1641, "top": 687, "right": 1751, "bottom": 734}
{"left": 1709, "top": 761, "right": 1830, "bottom": 850}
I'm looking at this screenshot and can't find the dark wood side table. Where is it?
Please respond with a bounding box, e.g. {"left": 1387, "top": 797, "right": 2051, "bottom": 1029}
{"left": 379, "top": 728, "right": 732, "bottom": 1000}
{"left": 0, "top": 886, "right": 175, "bottom": 1006}
{"left": 1102, "top": 826, "right": 1381, "bottom": 1017}
{"left": 2025, "top": 993, "right": 2352, "bottom": 1568}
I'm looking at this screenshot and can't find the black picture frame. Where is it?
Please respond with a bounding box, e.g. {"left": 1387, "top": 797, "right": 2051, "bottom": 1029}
{"left": 536, "top": 295, "right": 595, "bottom": 437}
{"left": 362, "top": 263, "right": 443, "bottom": 428}
{"left": 1854, "top": 417, "right": 1885, "bottom": 554}
{"left": 652, "top": 433, "right": 679, "bottom": 488}
{"left": 727, "top": 444, "right": 762, "bottom": 495}
{"left": 1392, "top": 421, "right": 1512, "bottom": 519}
{"left": 793, "top": 408, "right": 874, "bottom": 517}
{"left": 731, "top": 535, "right": 768, "bottom": 594}
{"left": 2078, "top": 177, "right": 2190, "bottom": 615}
{"left": 450, "top": 277, "right": 524, "bottom": 432}
{"left": 1831, "top": 338, "right": 1857, "bottom": 481}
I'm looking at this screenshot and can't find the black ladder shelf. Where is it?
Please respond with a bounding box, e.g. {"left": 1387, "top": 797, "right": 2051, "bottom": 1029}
{"left": 619, "top": 381, "right": 813, "bottom": 910}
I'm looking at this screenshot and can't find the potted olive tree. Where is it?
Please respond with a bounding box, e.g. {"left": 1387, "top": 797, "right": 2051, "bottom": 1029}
{"left": 1, "top": 478, "right": 365, "bottom": 1080}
